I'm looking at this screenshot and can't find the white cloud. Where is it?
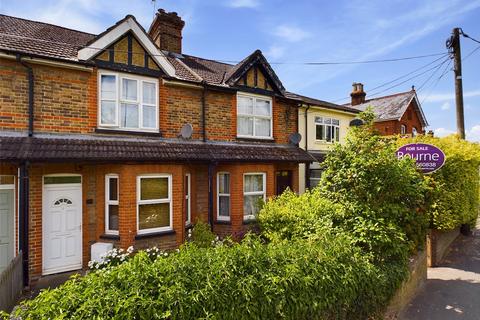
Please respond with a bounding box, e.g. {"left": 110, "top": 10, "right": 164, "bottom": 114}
{"left": 467, "top": 125, "right": 480, "bottom": 142}
{"left": 440, "top": 102, "right": 451, "bottom": 110}
{"left": 265, "top": 45, "right": 285, "bottom": 60}
{"left": 226, "top": 0, "right": 260, "bottom": 8}
{"left": 434, "top": 127, "right": 456, "bottom": 137}
{"left": 422, "top": 90, "right": 480, "bottom": 103}
{"left": 273, "top": 25, "right": 311, "bottom": 42}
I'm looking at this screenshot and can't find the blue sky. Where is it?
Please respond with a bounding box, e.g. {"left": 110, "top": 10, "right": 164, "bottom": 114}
{"left": 1, "top": 0, "right": 479, "bottom": 141}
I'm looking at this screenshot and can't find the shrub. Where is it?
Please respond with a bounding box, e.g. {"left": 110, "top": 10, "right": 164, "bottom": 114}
{"left": 12, "top": 235, "right": 405, "bottom": 320}
{"left": 319, "top": 110, "right": 430, "bottom": 255}
{"left": 397, "top": 135, "right": 480, "bottom": 230}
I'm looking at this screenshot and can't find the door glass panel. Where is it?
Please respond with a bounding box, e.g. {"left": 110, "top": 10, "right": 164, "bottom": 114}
{"left": 44, "top": 176, "right": 81, "bottom": 184}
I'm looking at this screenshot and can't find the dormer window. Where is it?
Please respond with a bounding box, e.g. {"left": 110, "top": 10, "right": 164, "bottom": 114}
{"left": 98, "top": 71, "right": 158, "bottom": 132}
{"left": 237, "top": 93, "right": 272, "bottom": 139}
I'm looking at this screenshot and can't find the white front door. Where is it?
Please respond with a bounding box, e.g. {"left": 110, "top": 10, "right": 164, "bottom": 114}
{"left": 0, "top": 189, "right": 14, "bottom": 272}
{"left": 43, "top": 181, "right": 82, "bottom": 275}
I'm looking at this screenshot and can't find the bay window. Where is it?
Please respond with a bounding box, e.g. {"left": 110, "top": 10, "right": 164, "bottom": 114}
{"left": 217, "top": 172, "right": 230, "bottom": 221}
{"left": 315, "top": 117, "right": 340, "bottom": 142}
{"left": 137, "top": 175, "right": 172, "bottom": 234}
{"left": 243, "top": 173, "right": 266, "bottom": 220}
{"left": 99, "top": 71, "right": 158, "bottom": 131}
{"left": 237, "top": 94, "right": 272, "bottom": 139}
{"left": 105, "top": 174, "right": 119, "bottom": 235}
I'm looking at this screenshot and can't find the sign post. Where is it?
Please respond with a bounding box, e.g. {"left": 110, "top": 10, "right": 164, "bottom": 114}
{"left": 396, "top": 143, "right": 446, "bottom": 174}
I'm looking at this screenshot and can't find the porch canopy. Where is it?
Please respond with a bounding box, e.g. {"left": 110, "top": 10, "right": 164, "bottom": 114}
{"left": 0, "top": 134, "right": 315, "bottom": 163}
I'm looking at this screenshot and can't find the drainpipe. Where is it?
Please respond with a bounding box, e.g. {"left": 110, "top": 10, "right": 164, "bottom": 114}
{"left": 207, "top": 162, "right": 215, "bottom": 231}
{"left": 201, "top": 81, "right": 207, "bottom": 142}
{"left": 19, "top": 162, "right": 29, "bottom": 286}
{"left": 304, "top": 104, "right": 311, "bottom": 189}
{"left": 16, "top": 55, "right": 34, "bottom": 137}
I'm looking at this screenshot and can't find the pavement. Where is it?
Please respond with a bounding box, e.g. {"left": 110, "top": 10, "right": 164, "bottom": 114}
{"left": 400, "top": 219, "right": 480, "bottom": 320}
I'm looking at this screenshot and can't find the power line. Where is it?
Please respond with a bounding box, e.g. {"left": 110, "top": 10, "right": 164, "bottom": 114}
{"left": 330, "top": 54, "right": 449, "bottom": 103}
{"left": 416, "top": 58, "right": 451, "bottom": 92}
{"left": 364, "top": 57, "right": 451, "bottom": 100}
{"left": 0, "top": 32, "right": 448, "bottom": 66}
{"left": 461, "top": 30, "right": 480, "bottom": 45}
{"left": 419, "top": 59, "right": 452, "bottom": 106}
{"left": 463, "top": 45, "right": 480, "bottom": 62}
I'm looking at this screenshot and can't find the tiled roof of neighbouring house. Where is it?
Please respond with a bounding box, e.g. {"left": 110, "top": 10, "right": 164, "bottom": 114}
{"left": 0, "top": 134, "right": 315, "bottom": 163}
{"left": 0, "top": 14, "right": 353, "bottom": 113}
{"left": 345, "top": 90, "right": 428, "bottom": 126}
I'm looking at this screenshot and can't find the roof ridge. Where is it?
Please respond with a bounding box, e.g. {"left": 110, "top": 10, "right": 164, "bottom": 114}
{"left": 0, "top": 13, "right": 96, "bottom": 36}
{"left": 364, "top": 90, "right": 414, "bottom": 102}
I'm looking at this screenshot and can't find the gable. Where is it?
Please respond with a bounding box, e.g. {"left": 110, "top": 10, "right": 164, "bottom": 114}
{"left": 226, "top": 50, "right": 285, "bottom": 95}
{"left": 94, "top": 32, "right": 162, "bottom": 76}
{"left": 78, "top": 15, "right": 175, "bottom": 76}
{"left": 236, "top": 65, "right": 275, "bottom": 92}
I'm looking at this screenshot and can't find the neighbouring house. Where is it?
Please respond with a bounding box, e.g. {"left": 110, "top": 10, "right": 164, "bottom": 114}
{"left": 0, "top": 10, "right": 324, "bottom": 285}
{"left": 346, "top": 83, "right": 429, "bottom": 136}
{"left": 287, "top": 93, "right": 359, "bottom": 193}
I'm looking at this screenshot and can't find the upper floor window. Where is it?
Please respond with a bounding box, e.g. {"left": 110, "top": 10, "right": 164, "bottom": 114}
{"left": 315, "top": 117, "right": 340, "bottom": 142}
{"left": 401, "top": 124, "right": 407, "bottom": 135}
{"left": 99, "top": 71, "right": 158, "bottom": 132}
{"left": 237, "top": 94, "right": 272, "bottom": 139}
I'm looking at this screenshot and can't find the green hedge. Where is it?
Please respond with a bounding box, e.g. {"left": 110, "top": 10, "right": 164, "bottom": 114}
{"left": 397, "top": 135, "right": 480, "bottom": 230}
{"left": 11, "top": 236, "right": 405, "bottom": 320}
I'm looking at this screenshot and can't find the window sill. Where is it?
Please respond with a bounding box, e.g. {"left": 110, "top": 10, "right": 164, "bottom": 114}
{"left": 242, "top": 218, "right": 257, "bottom": 225}
{"left": 236, "top": 137, "right": 275, "bottom": 143}
{"left": 135, "top": 230, "right": 175, "bottom": 240}
{"left": 215, "top": 220, "right": 231, "bottom": 225}
{"left": 100, "top": 233, "right": 120, "bottom": 240}
{"left": 95, "top": 128, "right": 162, "bottom": 137}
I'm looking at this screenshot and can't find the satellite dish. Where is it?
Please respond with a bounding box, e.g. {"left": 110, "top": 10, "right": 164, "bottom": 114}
{"left": 349, "top": 119, "right": 364, "bottom": 127}
{"left": 288, "top": 132, "right": 302, "bottom": 145}
{"left": 180, "top": 123, "right": 193, "bottom": 139}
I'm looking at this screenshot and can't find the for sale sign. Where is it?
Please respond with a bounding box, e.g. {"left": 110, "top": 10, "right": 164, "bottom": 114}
{"left": 396, "top": 143, "right": 446, "bottom": 174}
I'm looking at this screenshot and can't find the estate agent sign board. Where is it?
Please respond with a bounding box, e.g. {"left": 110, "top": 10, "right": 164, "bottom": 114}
{"left": 396, "top": 143, "right": 446, "bottom": 174}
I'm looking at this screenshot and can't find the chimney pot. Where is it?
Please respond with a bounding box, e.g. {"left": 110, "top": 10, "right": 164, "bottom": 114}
{"left": 350, "top": 82, "right": 366, "bottom": 106}
{"left": 148, "top": 8, "right": 185, "bottom": 54}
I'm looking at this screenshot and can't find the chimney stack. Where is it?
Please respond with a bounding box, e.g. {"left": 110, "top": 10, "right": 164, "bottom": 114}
{"left": 350, "top": 82, "right": 366, "bottom": 106}
{"left": 148, "top": 9, "right": 185, "bottom": 54}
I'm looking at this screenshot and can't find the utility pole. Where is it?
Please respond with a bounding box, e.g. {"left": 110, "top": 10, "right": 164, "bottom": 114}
{"left": 447, "top": 28, "right": 465, "bottom": 139}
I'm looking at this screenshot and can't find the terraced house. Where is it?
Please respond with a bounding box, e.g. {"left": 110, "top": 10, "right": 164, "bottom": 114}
{"left": 0, "top": 9, "right": 335, "bottom": 285}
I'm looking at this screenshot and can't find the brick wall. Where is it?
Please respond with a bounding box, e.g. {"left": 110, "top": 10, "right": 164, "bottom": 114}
{"left": 0, "top": 58, "right": 97, "bottom": 134}
{"left": 374, "top": 101, "right": 425, "bottom": 136}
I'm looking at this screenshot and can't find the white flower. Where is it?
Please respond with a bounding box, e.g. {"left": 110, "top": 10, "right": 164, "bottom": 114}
{"left": 127, "top": 246, "right": 134, "bottom": 253}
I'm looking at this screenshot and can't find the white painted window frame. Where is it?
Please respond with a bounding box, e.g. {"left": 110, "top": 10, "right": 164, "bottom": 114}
{"left": 314, "top": 117, "right": 340, "bottom": 143}
{"left": 243, "top": 172, "right": 266, "bottom": 221}
{"left": 98, "top": 70, "right": 159, "bottom": 132}
{"left": 105, "top": 174, "right": 119, "bottom": 235}
{"left": 237, "top": 93, "right": 273, "bottom": 139}
{"left": 136, "top": 174, "right": 172, "bottom": 234}
{"left": 401, "top": 124, "right": 407, "bottom": 135}
{"left": 185, "top": 173, "right": 191, "bottom": 226}
{"left": 216, "top": 172, "right": 231, "bottom": 221}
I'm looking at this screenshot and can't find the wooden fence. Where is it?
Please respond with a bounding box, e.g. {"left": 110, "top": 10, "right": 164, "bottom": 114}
{"left": 0, "top": 251, "right": 23, "bottom": 313}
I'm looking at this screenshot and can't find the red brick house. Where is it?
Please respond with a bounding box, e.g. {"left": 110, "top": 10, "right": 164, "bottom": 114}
{"left": 0, "top": 10, "right": 320, "bottom": 285}
{"left": 346, "top": 83, "right": 429, "bottom": 136}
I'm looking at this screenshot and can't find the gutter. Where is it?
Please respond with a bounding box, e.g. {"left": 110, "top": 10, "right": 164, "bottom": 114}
{"left": 17, "top": 55, "right": 34, "bottom": 137}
